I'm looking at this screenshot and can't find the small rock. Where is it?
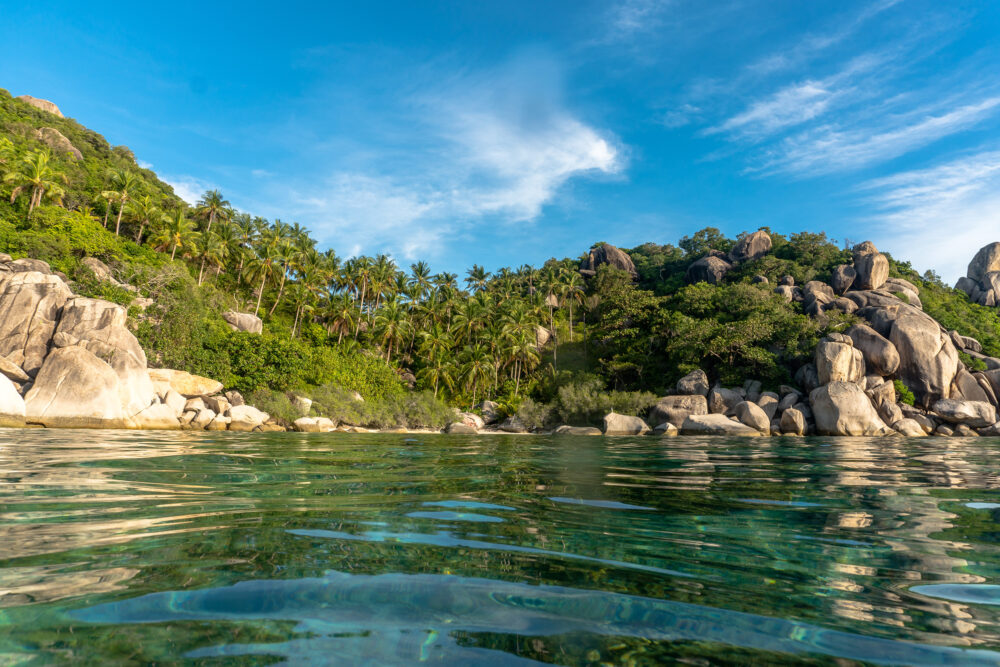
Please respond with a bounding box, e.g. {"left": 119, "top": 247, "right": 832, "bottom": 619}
{"left": 602, "top": 412, "right": 651, "bottom": 435}
{"left": 553, "top": 425, "right": 602, "bottom": 436}
{"left": 779, "top": 408, "right": 807, "bottom": 436}
{"left": 681, "top": 413, "right": 763, "bottom": 436}
{"left": 676, "top": 369, "right": 710, "bottom": 396}
{"left": 447, "top": 422, "right": 477, "bottom": 434}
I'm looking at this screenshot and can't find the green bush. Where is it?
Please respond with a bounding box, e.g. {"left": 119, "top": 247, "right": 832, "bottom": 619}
{"left": 516, "top": 397, "right": 554, "bottom": 431}
{"left": 310, "top": 385, "right": 451, "bottom": 429}
{"left": 959, "top": 352, "right": 988, "bottom": 372}
{"left": 554, "top": 377, "right": 656, "bottom": 426}
{"left": 894, "top": 379, "right": 915, "bottom": 406}
{"left": 247, "top": 389, "right": 300, "bottom": 426}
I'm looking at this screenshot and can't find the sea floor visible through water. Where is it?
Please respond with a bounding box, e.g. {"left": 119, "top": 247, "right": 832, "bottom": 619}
{"left": 2, "top": 429, "right": 1000, "bottom": 665}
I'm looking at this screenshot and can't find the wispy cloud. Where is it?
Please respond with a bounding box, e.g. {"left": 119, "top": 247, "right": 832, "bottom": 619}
{"left": 271, "top": 51, "right": 623, "bottom": 260}
{"left": 605, "top": 0, "right": 673, "bottom": 41}
{"left": 862, "top": 149, "right": 1000, "bottom": 282}
{"left": 759, "top": 96, "right": 1000, "bottom": 176}
{"left": 746, "top": 0, "right": 904, "bottom": 75}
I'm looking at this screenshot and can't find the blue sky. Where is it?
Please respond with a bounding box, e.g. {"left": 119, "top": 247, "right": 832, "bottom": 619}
{"left": 3, "top": 1, "right": 1000, "bottom": 281}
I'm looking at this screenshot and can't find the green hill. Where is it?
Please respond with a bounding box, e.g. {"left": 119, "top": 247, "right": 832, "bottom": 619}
{"left": 2, "top": 86, "right": 998, "bottom": 431}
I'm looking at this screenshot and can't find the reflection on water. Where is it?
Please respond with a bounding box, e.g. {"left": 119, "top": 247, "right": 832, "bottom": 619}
{"left": 2, "top": 430, "right": 1000, "bottom": 664}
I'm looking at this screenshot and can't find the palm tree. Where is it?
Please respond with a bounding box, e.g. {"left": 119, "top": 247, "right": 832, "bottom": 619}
{"left": 152, "top": 210, "right": 200, "bottom": 261}
{"left": 4, "top": 149, "right": 67, "bottom": 219}
{"left": 322, "top": 293, "right": 357, "bottom": 344}
{"left": 195, "top": 189, "right": 230, "bottom": 234}
{"left": 410, "top": 261, "right": 433, "bottom": 297}
{"left": 129, "top": 194, "right": 161, "bottom": 244}
{"left": 465, "top": 264, "right": 491, "bottom": 292}
{"left": 559, "top": 269, "right": 585, "bottom": 339}
{"left": 105, "top": 168, "right": 139, "bottom": 236}
{"left": 195, "top": 232, "right": 228, "bottom": 285}
{"left": 417, "top": 352, "right": 456, "bottom": 399}
{"left": 267, "top": 238, "right": 299, "bottom": 316}
{"left": 246, "top": 245, "right": 279, "bottom": 317}
{"left": 373, "top": 297, "right": 409, "bottom": 361}
{"left": 459, "top": 343, "right": 493, "bottom": 408}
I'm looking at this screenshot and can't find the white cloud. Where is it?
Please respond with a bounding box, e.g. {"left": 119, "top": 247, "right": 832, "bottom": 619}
{"left": 606, "top": 0, "right": 672, "bottom": 41}
{"left": 285, "top": 52, "right": 623, "bottom": 260}
{"left": 137, "top": 159, "right": 153, "bottom": 169}
{"left": 759, "top": 96, "right": 1000, "bottom": 175}
{"left": 862, "top": 149, "right": 1000, "bottom": 282}
{"left": 711, "top": 81, "right": 834, "bottom": 137}
{"left": 161, "top": 174, "right": 214, "bottom": 205}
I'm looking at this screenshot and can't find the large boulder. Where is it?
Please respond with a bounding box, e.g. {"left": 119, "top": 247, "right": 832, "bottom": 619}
{"left": 967, "top": 243, "right": 1000, "bottom": 286}
{"left": 602, "top": 412, "right": 650, "bottom": 435}
{"left": 680, "top": 413, "right": 762, "bottom": 436}
{"left": 685, "top": 256, "right": 731, "bottom": 285}
{"left": 931, "top": 399, "right": 997, "bottom": 428}
{"left": 852, "top": 243, "right": 889, "bottom": 291}
{"left": 8, "top": 258, "right": 52, "bottom": 274}
{"left": 892, "top": 418, "right": 927, "bottom": 437}
{"left": 732, "top": 401, "right": 770, "bottom": 434}
{"left": 728, "top": 230, "right": 772, "bottom": 264}
{"left": 779, "top": 407, "right": 807, "bottom": 435}
{"left": 16, "top": 95, "right": 64, "bottom": 117}
{"left": 535, "top": 326, "right": 551, "bottom": 349}
{"left": 55, "top": 297, "right": 156, "bottom": 417}
{"left": 675, "top": 369, "right": 710, "bottom": 396}
{"left": 553, "top": 425, "right": 602, "bottom": 436}
{"left": 814, "top": 339, "right": 864, "bottom": 385}
{"left": 0, "top": 375, "right": 25, "bottom": 427}
{"left": 809, "top": 382, "right": 890, "bottom": 436}
{"left": 951, "top": 368, "right": 993, "bottom": 404}
{"left": 148, "top": 369, "right": 224, "bottom": 398}
{"left": 34, "top": 127, "right": 82, "bottom": 160}
{"left": 708, "top": 387, "right": 742, "bottom": 414}
{"left": 222, "top": 311, "right": 263, "bottom": 334}
{"left": 648, "top": 394, "right": 708, "bottom": 428}
{"left": 0, "top": 271, "right": 73, "bottom": 376}
{"left": 830, "top": 265, "right": 856, "bottom": 295}
{"left": 887, "top": 306, "right": 960, "bottom": 408}
{"left": 580, "top": 244, "right": 637, "bottom": 278}
{"left": 23, "top": 346, "right": 127, "bottom": 428}
{"left": 229, "top": 405, "right": 270, "bottom": 432}
{"left": 846, "top": 324, "right": 899, "bottom": 377}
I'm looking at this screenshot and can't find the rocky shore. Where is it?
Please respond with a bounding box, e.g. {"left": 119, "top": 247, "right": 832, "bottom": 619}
{"left": 1, "top": 237, "right": 1000, "bottom": 437}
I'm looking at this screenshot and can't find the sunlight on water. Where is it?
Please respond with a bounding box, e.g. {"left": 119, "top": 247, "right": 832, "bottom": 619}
{"left": 3, "top": 429, "right": 1000, "bottom": 664}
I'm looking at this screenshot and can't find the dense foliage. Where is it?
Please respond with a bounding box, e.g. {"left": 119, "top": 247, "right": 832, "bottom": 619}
{"left": 2, "top": 88, "right": 997, "bottom": 428}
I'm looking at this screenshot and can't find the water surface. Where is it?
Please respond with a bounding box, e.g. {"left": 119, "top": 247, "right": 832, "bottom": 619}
{"left": 3, "top": 430, "right": 1000, "bottom": 664}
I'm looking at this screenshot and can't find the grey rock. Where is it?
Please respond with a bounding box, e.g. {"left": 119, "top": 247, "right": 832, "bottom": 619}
{"left": 810, "top": 382, "right": 890, "bottom": 436}
{"left": 757, "top": 391, "right": 779, "bottom": 420}
{"left": 852, "top": 249, "right": 889, "bottom": 291}
{"left": 708, "top": 387, "right": 742, "bottom": 414}
{"left": 728, "top": 230, "right": 772, "bottom": 264}
{"left": 830, "top": 265, "right": 857, "bottom": 295}
{"left": 680, "top": 413, "right": 763, "bottom": 436}
{"left": 649, "top": 394, "right": 708, "bottom": 428}
{"left": 222, "top": 311, "right": 263, "bottom": 334}
{"left": 732, "top": 400, "right": 770, "bottom": 434}
{"left": 967, "top": 242, "right": 1000, "bottom": 285}
{"left": 23, "top": 346, "right": 128, "bottom": 428}
{"left": 446, "top": 422, "right": 477, "bottom": 434}
{"left": 8, "top": 258, "right": 52, "bottom": 274}
{"left": 0, "top": 271, "right": 73, "bottom": 376}
{"left": 685, "top": 256, "right": 732, "bottom": 285}
{"left": 603, "top": 412, "right": 651, "bottom": 435}
{"left": 815, "top": 339, "right": 865, "bottom": 385}
{"left": 580, "top": 244, "right": 638, "bottom": 278}
{"left": 888, "top": 305, "right": 960, "bottom": 408}
{"left": 931, "top": 399, "right": 997, "bottom": 428}
{"left": 779, "top": 408, "right": 807, "bottom": 435}
{"left": 676, "top": 369, "right": 710, "bottom": 396}
{"left": 846, "top": 324, "right": 900, "bottom": 377}
{"left": 653, "top": 422, "right": 679, "bottom": 436}
{"left": 553, "top": 425, "right": 602, "bottom": 436}
{"left": 892, "top": 418, "right": 927, "bottom": 437}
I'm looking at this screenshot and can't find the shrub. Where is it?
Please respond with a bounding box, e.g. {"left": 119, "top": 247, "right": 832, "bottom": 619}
{"left": 894, "top": 379, "right": 915, "bottom": 406}
{"left": 247, "top": 389, "right": 300, "bottom": 426}
{"left": 517, "top": 397, "right": 554, "bottom": 431}
{"left": 959, "top": 351, "right": 989, "bottom": 373}
{"left": 309, "top": 385, "right": 451, "bottom": 429}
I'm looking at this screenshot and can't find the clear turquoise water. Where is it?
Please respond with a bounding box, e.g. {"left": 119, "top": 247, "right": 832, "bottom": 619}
{"left": 3, "top": 430, "right": 1000, "bottom": 665}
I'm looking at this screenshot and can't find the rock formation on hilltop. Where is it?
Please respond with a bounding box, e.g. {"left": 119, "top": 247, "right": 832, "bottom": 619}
{"left": 579, "top": 243, "right": 637, "bottom": 278}
{"left": 16, "top": 95, "right": 64, "bottom": 117}
{"left": 955, "top": 242, "right": 1000, "bottom": 307}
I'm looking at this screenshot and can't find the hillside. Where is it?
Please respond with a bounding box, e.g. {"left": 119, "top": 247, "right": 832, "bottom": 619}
{"left": 2, "top": 87, "right": 1000, "bottom": 435}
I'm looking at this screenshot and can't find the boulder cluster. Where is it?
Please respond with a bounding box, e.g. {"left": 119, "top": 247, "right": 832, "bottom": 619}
{"left": 956, "top": 242, "right": 1000, "bottom": 307}
{"left": 685, "top": 230, "right": 772, "bottom": 284}
{"left": 0, "top": 255, "right": 280, "bottom": 431}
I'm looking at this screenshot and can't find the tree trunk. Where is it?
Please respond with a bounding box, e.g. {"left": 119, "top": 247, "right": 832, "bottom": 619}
{"left": 135, "top": 220, "right": 147, "bottom": 243}
{"left": 171, "top": 244, "right": 178, "bottom": 261}
{"left": 255, "top": 272, "right": 267, "bottom": 317}
{"left": 198, "top": 257, "right": 206, "bottom": 285}
{"left": 268, "top": 270, "right": 287, "bottom": 316}
{"left": 114, "top": 202, "right": 124, "bottom": 236}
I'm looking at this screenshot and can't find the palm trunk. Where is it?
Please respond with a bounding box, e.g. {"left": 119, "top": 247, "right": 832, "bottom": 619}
{"left": 207, "top": 211, "right": 215, "bottom": 234}
{"left": 354, "top": 281, "right": 368, "bottom": 339}
{"left": 198, "top": 257, "right": 206, "bottom": 285}
{"left": 114, "top": 203, "right": 124, "bottom": 236}
{"left": 255, "top": 272, "right": 267, "bottom": 317}
{"left": 135, "top": 220, "right": 147, "bottom": 243}
{"left": 171, "top": 244, "right": 178, "bottom": 261}
{"left": 103, "top": 204, "right": 110, "bottom": 227}
{"left": 268, "top": 270, "right": 287, "bottom": 316}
